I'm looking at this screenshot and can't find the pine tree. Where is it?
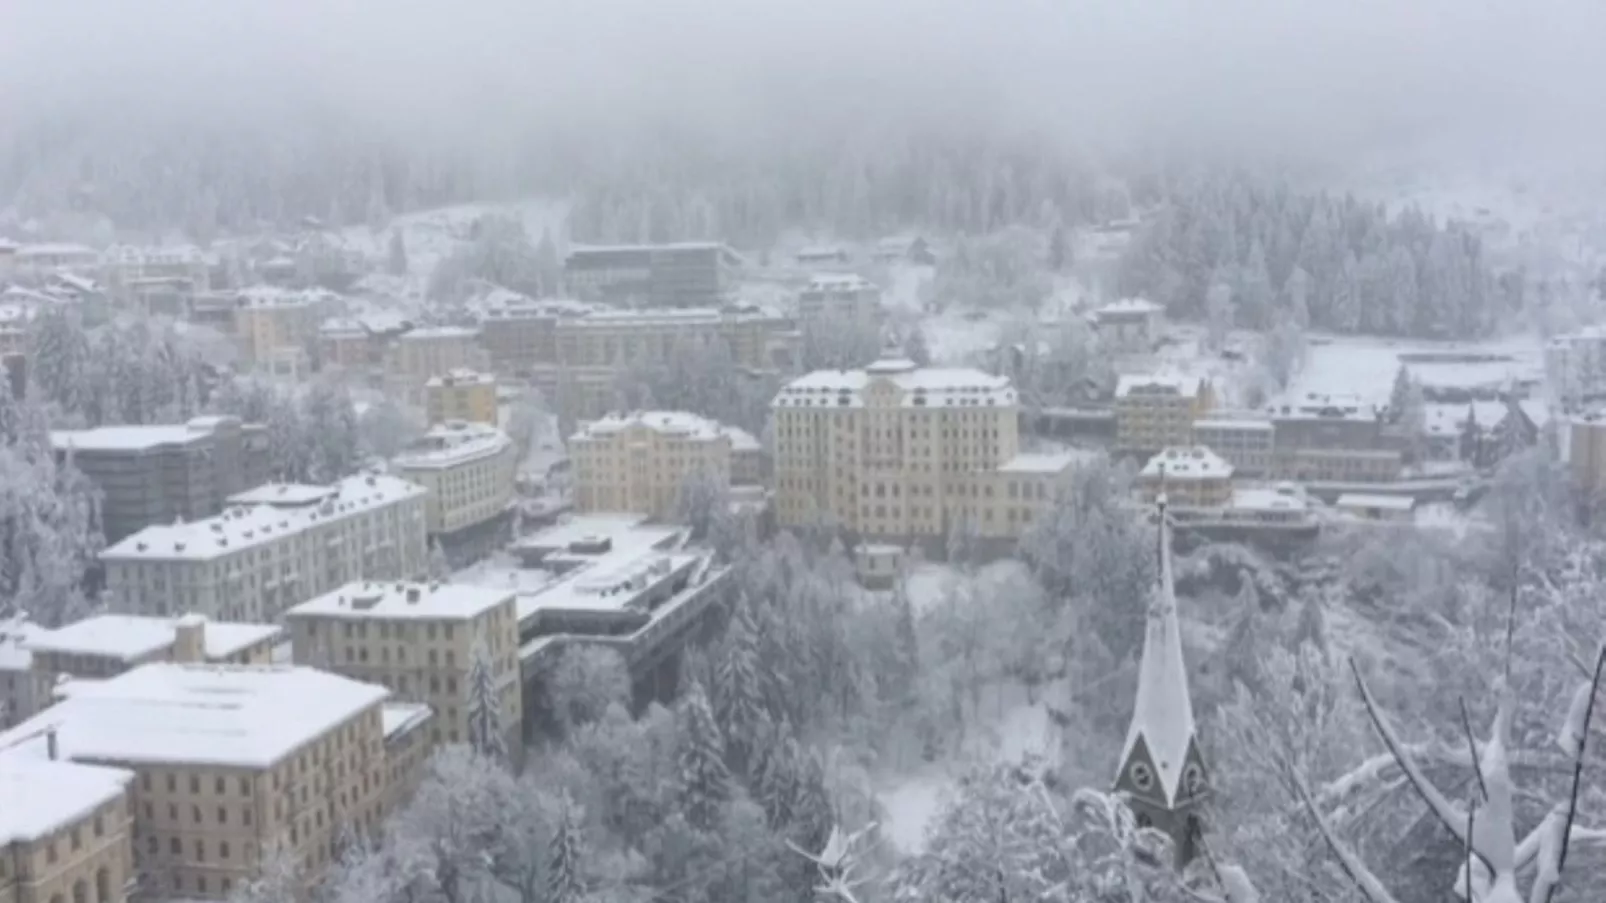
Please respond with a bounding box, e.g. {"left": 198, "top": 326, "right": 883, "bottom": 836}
{"left": 714, "top": 598, "right": 769, "bottom": 777}
{"left": 387, "top": 230, "right": 408, "bottom": 276}
{"left": 887, "top": 572, "right": 920, "bottom": 708}
{"left": 677, "top": 678, "right": 732, "bottom": 831}
{"left": 546, "top": 797, "right": 585, "bottom": 903}
{"left": 1388, "top": 365, "right": 1413, "bottom": 422}
{"left": 465, "top": 637, "right": 507, "bottom": 762}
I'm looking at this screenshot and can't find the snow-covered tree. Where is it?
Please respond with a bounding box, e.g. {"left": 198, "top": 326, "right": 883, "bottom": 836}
{"left": 675, "top": 466, "right": 732, "bottom": 547}
{"left": 301, "top": 381, "right": 361, "bottom": 482}
{"left": 546, "top": 796, "right": 586, "bottom": 903}
{"left": 544, "top": 646, "right": 631, "bottom": 735}
{"left": 224, "top": 843, "right": 300, "bottom": 903}
{"left": 466, "top": 637, "right": 507, "bottom": 762}
{"left": 1205, "top": 280, "right": 1234, "bottom": 352}
{"left": 901, "top": 324, "right": 932, "bottom": 367}
{"left": 677, "top": 678, "right": 732, "bottom": 831}
{"left": 427, "top": 538, "right": 450, "bottom": 581}
{"left": 713, "top": 596, "right": 769, "bottom": 776}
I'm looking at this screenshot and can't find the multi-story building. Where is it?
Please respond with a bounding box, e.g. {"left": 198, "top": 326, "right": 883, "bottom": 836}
{"left": 1090, "top": 299, "right": 1165, "bottom": 354}
{"left": 0, "top": 617, "right": 50, "bottom": 731}
{"left": 392, "top": 422, "right": 515, "bottom": 537}
{"left": 0, "top": 755, "right": 135, "bottom": 903}
{"left": 570, "top": 412, "right": 735, "bottom": 519}
{"left": 1115, "top": 374, "right": 1214, "bottom": 455}
{"left": 234, "top": 287, "right": 330, "bottom": 370}
{"left": 1137, "top": 447, "right": 1234, "bottom": 508}
{"left": 797, "top": 274, "right": 882, "bottom": 325}
{"left": 1546, "top": 327, "right": 1606, "bottom": 412}
{"left": 1268, "top": 396, "right": 1402, "bottom": 482}
{"left": 52, "top": 417, "right": 271, "bottom": 544}
{"left": 388, "top": 327, "right": 485, "bottom": 403}
{"left": 286, "top": 581, "right": 521, "bottom": 754}
{"left": 101, "top": 473, "right": 429, "bottom": 623}
{"left": 725, "top": 426, "right": 764, "bottom": 487}
{"left": 1191, "top": 416, "right": 1274, "bottom": 478}
{"left": 1568, "top": 414, "right": 1606, "bottom": 499}
{"left": 0, "top": 664, "right": 391, "bottom": 899}
{"left": 316, "top": 318, "right": 372, "bottom": 371}
{"left": 425, "top": 370, "right": 498, "bottom": 426}
{"left": 379, "top": 703, "right": 433, "bottom": 815}
{"left": 473, "top": 297, "right": 592, "bottom": 379}
{"left": 12, "top": 244, "right": 100, "bottom": 280}
{"left": 26, "top": 614, "right": 279, "bottom": 684}
{"left": 770, "top": 356, "right": 1077, "bottom": 545}
{"left": 545, "top": 307, "right": 799, "bottom": 422}
{"left": 101, "top": 246, "right": 211, "bottom": 300}
{"left": 565, "top": 243, "right": 742, "bottom": 308}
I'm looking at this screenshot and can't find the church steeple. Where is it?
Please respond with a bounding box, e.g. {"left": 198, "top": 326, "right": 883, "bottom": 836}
{"left": 1114, "top": 489, "right": 1207, "bottom": 866}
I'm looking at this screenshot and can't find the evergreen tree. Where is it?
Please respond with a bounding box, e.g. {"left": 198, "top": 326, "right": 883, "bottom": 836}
{"left": 676, "top": 678, "right": 732, "bottom": 831}
{"left": 714, "top": 598, "right": 768, "bottom": 777}
{"left": 387, "top": 230, "right": 409, "bottom": 276}
{"left": 1388, "top": 364, "right": 1413, "bottom": 422}
{"left": 466, "top": 637, "right": 507, "bottom": 762}
{"left": 301, "top": 382, "right": 361, "bottom": 482}
{"left": 546, "top": 798, "right": 585, "bottom": 903}
{"left": 887, "top": 571, "right": 921, "bottom": 708}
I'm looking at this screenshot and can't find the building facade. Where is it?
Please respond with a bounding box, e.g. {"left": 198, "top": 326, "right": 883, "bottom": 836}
{"left": 1137, "top": 447, "right": 1234, "bottom": 508}
{"left": 234, "top": 288, "right": 329, "bottom": 370}
{"left": 286, "top": 582, "right": 522, "bottom": 754}
{"left": 1190, "top": 417, "right": 1273, "bottom": 478}
{"left": 0, "top": 664, "right": 391, "bottom": 900}
{"left": 1090, "top": 299, "right": 1165, "bottom": 354}
{"left": 570, "top": 412, "right": 735, "bottom": 519}
{"left": 101, "top": 473, "right": 429, "bottom": 623}
{"left": 770, "top": 356, "right": 1077, "bottom": 545}
{"left": 0, "top": 757, "right": 134, "bottom": 903}
{"left": 1115, "top": 374, "right": 1214, "bottom": 456}
{"left": 1268, "top": 397, "right": 1402, "bottom": 482}
{"left": 52, "top": 417, "right": 270, "bottom": 544}
{"left": 1545, "top": 327, "right": 1606, "bottom": 412}
{"left": 564, "top": 243, "right": 742, "bottom": 308}
{"left": 424, "top": 371, "right": 498, "bottom": 426}
{"left": 392, "top": 423, "right": 515, "bottom": 537}
{"left": 473, "top": 298, "right": 591, "bottom": 378}
{"left": 796, "top": 274, "right": 882, "bottom": 325}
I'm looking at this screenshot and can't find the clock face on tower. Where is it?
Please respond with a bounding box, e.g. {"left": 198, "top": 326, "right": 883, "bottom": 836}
{"left": 1182, "top": 762, "right": 1206, "bottom": 797}
{"left": 1129, "top": 761, "right": 1155, "bottom": 792}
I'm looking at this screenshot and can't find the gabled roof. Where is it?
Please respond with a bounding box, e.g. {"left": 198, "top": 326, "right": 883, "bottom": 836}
{"left": 1118, "top": 497, "right": 1199, "bottom": 806}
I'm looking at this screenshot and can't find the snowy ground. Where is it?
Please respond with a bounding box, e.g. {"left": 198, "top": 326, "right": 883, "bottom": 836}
{"left": 1286, "top": 332, "right": 1544, "bottom": 407}
{"left": 339, "top": 198, "right": 568, "bottom": 284}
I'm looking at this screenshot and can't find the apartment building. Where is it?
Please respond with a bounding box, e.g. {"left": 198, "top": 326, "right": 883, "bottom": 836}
{"left": 316, "top": 318, "right": 371, "bottom": 371}
{"left": 1090, "top": 299, "right": 1165, "bottom": 354}
{"left": 1115, "top": 373, "right": 1215, "bottom": 455}
{"left": 1268, "top": 396, "right": 1402, "bottom": 482}
{"left": 0, "top": 618, "right": 50, "bottom": 731}
{"left": 570, "top": 412, "right": 736, "bottom": 519}
{"left": 52, "top": 417, "right": 271, "bottom": 544}
{"left": 0, "top": 755, "right": 134, "bottom": 903}
{"left": 1545, "top": 327, "right": 1606, "bottom": 411}
{"left": 101, "top": 246, "right": 210, "bottom": 300}
{"left": 286, "top": 581, "right": 521, "bottom": 754}
{"left": 1137, "top": 447, "right": 1234, "bottom": 508}
{"left": 770, "top": 356, "right": 1077, "bottom": 544}
{"left": 725, "top": 427, "right": 764, "bottom": 486}
{"left": 474, "top": 297, "right": 592, "bottom": 378}
{"left": 234, "top": 287, "right": 330, "bottom": 370}
{"left": 12, "top": 244, "right": 100, "bottom": 280}
{"left": 545, "top": 307, "right": 799, "bottom": 421}
{"left": 1568, "top": 414, "right": 1606, "bottom": 499}
{"left": 26, "top": 614, "right": 279, "bottom": 682}
{"left": 1191, "top": 416, "right": 1274, "bottom": 478}
{"left": 425, "top": 370, "right": 498, "bottom": 426}
{"left": 101, "top": 473, "right": 429, "bottom": 623}
{"left": 388, "top": 327, "right": 485, "bottom": 403}
{"left": 379, "top": 704, "right": 433, "bottom": 816}
{"left": 564, "top": 242, "right": 742, "bottom": 308}
{"left": 0, "top": 664, "right": 390, "bottom": 899}
{"left": 797, "top": 274, "right": 882, "bottom": 324}
{"left": 392, "top": 422, "right": 515, "bottom": 537}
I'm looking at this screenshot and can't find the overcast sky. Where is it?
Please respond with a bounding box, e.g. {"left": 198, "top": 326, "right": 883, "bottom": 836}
{"left": 3, "top": 0, "right": 1603, "bottom": 167}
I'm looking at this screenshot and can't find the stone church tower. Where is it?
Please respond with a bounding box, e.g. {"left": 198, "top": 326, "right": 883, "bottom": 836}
{"left": 1113, "top": 494, "right": 1208, "bottom": 867}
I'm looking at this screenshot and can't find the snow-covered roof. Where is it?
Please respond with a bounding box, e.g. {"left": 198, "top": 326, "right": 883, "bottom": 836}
{"left": 796, "top": 245, "right": 848, "bottom": 259}
{"left": 24, "top": 614, "right": 280, "bottom": 663}
{"left": 802, "top": 273, "right": 877, "bottom": 293}
{"left": 15, "top": 243, "right": 96, "bottom": 259}
{"left": 0, "top": 757, "right": 132, "bottom": 844}
{"left": 997, "top": 451, "right": 1080, "bottom": 475}
{"left": 381, "top": 702, "right": 432, "bottom": 740}
{"left": 1093, "top": 298, "right": 1164, "bottom": 319}
{"left": 399, "top": 325, "right": 479, "bottom": 341}
{"left": 1230, "top": 484, "right": 1309, "bottom": 513}
{"left": 425, "top": 368, "right": 494, "bottom": 389}
{"left": 319, "top": 316, "right": 367, "bottom": 339}
{"left": 565, "top": 307, "right": 724, "bottom": 328}
{"left": 288, "top": 581, "right": 513, "bottom": 622}
{"left": 103, "top": 473, "right": 425, "bottom": 562}
{"left": 102, "top": 244, "right": 206, "bottom": 266}
{"left": 0, "top": 664, "right": 389, "bottom": 769}
{"left": 48, "top": 272, "right": 100, "bottom": 294}
{"left": 775, "top": 358, "right": 1016, "bottom": 409}
{"left": 393, "top": 421, "right": 511, "bottom": 470}
{"left": 51, "top": 417, "right": 232, "bottom": 454}
{"left": 572, "top": 411, "right": 727, "bottom": 444}
{"left": 0, "top": 615, "right": 44, "bottom": 672}
{"left": 1140, "top": 447, "right": 1233, "bottom": 481}
{"left": 1336, "top": 493, "right": 1416, "bottom": 512}
{"left": 225, "top": 482, "right": 338, "bottom": 508}
{"left": 568, "top": 241, "right": 734, "bottom": 256}
{"left": 1116, "top": 372, "right": 1206, "bottom": 399}
{"left": 1193, "top": 417, "right": 1274, "bottom": 433}
{"left": 1119, "top": 500, "right": 1198, "bottom": 806}
{"left": 724, "top": 426, "right": 762, "bottom": 452}
{"left": 237, "top": 285, "right": 336, "bottom": 308}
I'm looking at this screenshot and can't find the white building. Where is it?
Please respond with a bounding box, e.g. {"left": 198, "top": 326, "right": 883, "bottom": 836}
{"left": 570, "top": 411, "right": 743, "bottom": 518}
{"left": 13, "top": 243, "right": 100, "bottom": 279}
{"left": 1545, "top": 327, "right": 1606, "bottom": 412}
{"left": 101, "top": 472, "right": 429, "bottom": 623}
{"left": 1090, "top": 298, "right": 1165, "bottom": 354}
{"left": 797, "top": 273, "right": 882, "bottom": 324}
{"left": 392, "top": 421, "right": 516, "bottom": 536}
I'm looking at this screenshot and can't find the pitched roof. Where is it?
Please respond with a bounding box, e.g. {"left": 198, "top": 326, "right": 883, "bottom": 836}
{"left": 1118, "top": 497, "right": 1198, "bottom": 806}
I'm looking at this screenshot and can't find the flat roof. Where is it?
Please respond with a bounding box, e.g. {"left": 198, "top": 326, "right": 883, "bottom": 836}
{"left": 381, "top": 702, "right": 432, "bottom": 739}
{"left": 1194, "top": 417, "right": 1274, "bottom": 432}
{"left": 776, "top": 359, "right": 1015, "bottom": 409}
{"left": 572, "top": 411, "right": 726, "bottom": 443}
{"left": 997, "top": 451, "right": 1082, "bottom": 475}
{"left": 0, "top": 757, "right": 132, "bottom": 844}
{"left": 393, "top": 422, "right": 511, "bottom": 470}
{"left": 1336, "top": 493, "right": 1416, "bottom": 511}
{"left": 0, "top": 664, "right": 389, "bottom": 769}
{"left": 400, "top": 326, "right": 479, "bottom": 341}
{"left": 1141, "top": 446, "right": 1233, "bottom": 480}
{"left": 26, "top": 615, "right": 281, "bottom": 663}
{"left": 289, "top": 581, "right": 513, "bottom": 621}
{"left": 0, "top": 616, "right": 44, "bottom": 672}
{"left": 50, "top": 422, "right": 216, "bottom": 453}
{"left": 225, "top": 483, "right": 338, "bottom": 507}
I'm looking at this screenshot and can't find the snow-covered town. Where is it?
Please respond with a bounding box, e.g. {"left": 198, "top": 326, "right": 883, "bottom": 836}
{"left": 5, "top": 3, "right": 1606, "bottom": 903}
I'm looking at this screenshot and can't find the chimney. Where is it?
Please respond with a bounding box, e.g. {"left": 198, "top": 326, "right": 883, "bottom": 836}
{"left": 173, "top": 614, "right": 207, "bottom": 663}
{"left": 405, "top": 586, "right": 422, "bottom": 604}
{"left": 46, "top": 727, "right": 58, "bottom": 760}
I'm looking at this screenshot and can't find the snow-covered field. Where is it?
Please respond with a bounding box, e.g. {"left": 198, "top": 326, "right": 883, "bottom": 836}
{"left": 1287, "top": 332, "right": 1544, "bottom": 406}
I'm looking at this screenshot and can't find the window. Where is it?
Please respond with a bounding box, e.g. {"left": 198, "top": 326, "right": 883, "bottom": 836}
{"left": 221, "top": 840, "right": 231, "bottom": 859}
{"left": 73, "top": 879, "right": 87, "bottom": 903}
{"left": 189, "top": 775, "right": 199, "bottom": 793}
{"left": 169, "top": 837, "right": 180, "bottom": 855}
{"left": 219, "top": 806, "right": 228, "bottom": 824}
{"left": 96, "top": 868, "right": 109, "bottom": 903}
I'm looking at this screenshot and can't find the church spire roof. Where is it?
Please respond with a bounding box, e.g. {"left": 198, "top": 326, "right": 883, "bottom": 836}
{"left": 1118, "top": 490, "right": 1199, "bottom": 807}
